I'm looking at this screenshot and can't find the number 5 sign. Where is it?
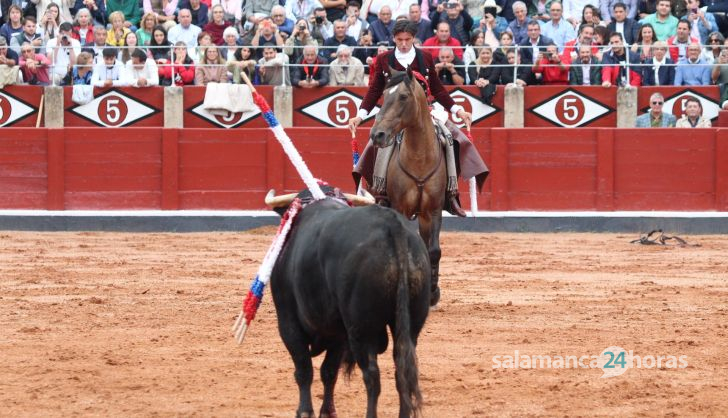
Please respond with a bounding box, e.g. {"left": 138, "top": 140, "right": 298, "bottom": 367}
{"left": 297, "top": 89, "right": 380, "bottom": 127}
{"left": 528, "top": 88, "right": 615, "bottom": 127}
{"left": 68, "top": 89, "right": 161, "bottom": 127}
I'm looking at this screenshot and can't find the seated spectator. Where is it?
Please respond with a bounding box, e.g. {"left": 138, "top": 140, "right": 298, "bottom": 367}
{"left": 72, "top": 8, "right": 95, "bottom": 47}
{"left": 667, "top": 20, "right": 698, "bottom": 63}
{"left": 270, "top": 5, "right": 294, "bottom": 39}
{"left": 569, "top": 44, "right": 602, "bottom": 85}
{"left": 527, "top": 0, "right": 553, "bottom": 23}
{"left": 499, "top": 48, "right": 536, "bottom": 86}
{"left": 19, "top": 42, "right": 51, "bottom": 85}
{"left": 86, "top": 25, "right": 106, "bottom": 64}
{"left": 434, "top": 46, "right": 465, "bottom": 85}
{"left": 321, "top": 0, "right": 346, "bottom": 23}
{"left": 431, "top": 0, "right": 473, "bottom": 45}
{"left": 328, "top": 44, "right": 365, "bottom": 86}
{"left": 227, "top": 44, "right": 256, "bottom": 84}
{"left": 91, "top": 47, "right": 126, "bottom": 86}
{"left": 321, "top": 19, "right": 357, "bottom": 61}
{"left": 251, "top": 17, "right": 284, "bottom": 59}
{"left": 581, "top": 4, "right": 604, "bottom": 27}
{"left": 674, "top": 43, "right": 711, "bottom": 85}
{"left": 601, "top": 32, "right": 642, "bottom": 87}
{"left": 143, "top": 0, "right": 178, "bottom": 31}
{"left": 10, "top": 17, "right": 43, "bottom": 55}
{"left": 178, "top": 0, "right": 208, "bottom": 28}
{"left": 121, "top": 32, "right": 144, "bottom": 64}
{"left": 409, "top": 2, "right": 430, "bottom": 43}
{"left": 106, "top": 11, "right": 131, "bottom": 47}
{"left": 366, "top": 41, "right": 389, "bottom": 84}
{"left": 423, "top": 21, "right": 463, "bottom": 60}
{"left": 124, "top": 48, "right": 159, "bottom": 86}
{"left": 211, "top": 0, "right": 243, "bottom": 27}
{"left": 642, "top": 40, "right": 675, "bottom": 85}
{"left": 517, "top": 19, "right": 553, "bottom": 65}
{"left": 703, "top": 32, "right": 725, "bottom": 65}
{"left": 149, "top": 25, "right": 173, "bottom": 64}
{"left": 137, "top": 13, "right": 159, "bottom": 46}
{"left": 532, "top": 43, "right": 568, "bottom": 85}
{"left": 638, "top": 0, "right": 658, "bottom": 20}
{"left": 106, "top": 0, "right": 142, "bottom": 29}
{"left": 539, "top": 2, "right": 576, "bottom": 52}
{"left": 285, "top": 0, "right": 321, "bottom": 23}
{"left": 0, "top": 37, "right": 19, "bottom": 87}
{"left": 631, "top": 23, "right": 656, "bottom": 62}
{"left": 243, "top": 0, "right": 275, "bottom": 30}
{"left": 639, "top": 0, "right": 678, "bottom": 41}
{"left": 1, "top": 5, "right": 24, "bottom": 44}
{"left": 593, "top": 25, "right": 610, "bottom": 59}
{"left": 284, "top": 19, "right": 317, "bottom": 64}
{"left": 682, "top": 0, "right": 718, "bottom": 45}
{"left": 711, "top": 39, "right": 728, "bottom": 85}
{"left": 71, "top": 0, "right": 107, "bottom": 27}
{"left": 310, "top": 7, "right": 334, "bottom": 44}
{"left": 159, "top": 42, "right": 195, "bottom": 85}
{"left": 46, "top": 22, "right": 81, "bottom": 84}
{"left": 220, "top": 26, "right": 241, "bottom": 60}
{"left": 506, "top": 1, "right": 530, "bottom": 45}
{"left": 477, "top": 0, "right": 508, "bottom": 42}
{"left": 195, "top": 31, "right": 213, "bottom": 62}
{"left": 369, "top": 5, "right": 394, "bottom": 44}
{"left": 469, "top": 44, "right": 499, "bottom": 103}
{"left": 71, "top": 51, "right": 94, "bottom": 84}
{"left": 562, "top": 23, "right": 597, "bottom": 65}
{"left": 635, "top": 92, "right": 676, "bottom": 127}
{"left": 204, "top": 5, "right": 232, "bottom": 46}
{"left": 345, "top": 1, "right": 368, "bottom": 40}
{"left": 493, "top": 30, "right": 514, "bottom": 64}
{"left": 168, "top": 9, "right": 202, "bottom": 59}
{"left": 606, "top": 2, "right": 640, "bottom": 45}
{"left": 291, "top": 45, "right": 329, "bottom": 88}
{"left": 257, "top": 45, "right": 290, "bottom": 85}
{"left": 195, "top": 45, "right": 227, "bottom": 84}
{"left": 353, "top": 28, "right": 377, "bottom": 72}
{"left": 675, "top": 97, "right": 711, "bottom": 127}
{"left": 37, "top": 4, "right": 62, "bottom": 44}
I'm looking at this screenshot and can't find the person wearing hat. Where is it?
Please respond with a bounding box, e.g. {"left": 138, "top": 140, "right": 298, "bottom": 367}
{"left": 430, "top": 0, "right": 472, "bottom": 45}
{"left": 348, "top": 19, "right": 489, "bottom": 218}
{"left": 478, "top": 0, "right": 508, "bottom": 40}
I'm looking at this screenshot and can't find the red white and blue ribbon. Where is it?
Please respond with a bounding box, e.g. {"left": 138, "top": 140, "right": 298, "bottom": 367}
{"left": 232, "top": 87, "right": 326, "bottom": 344}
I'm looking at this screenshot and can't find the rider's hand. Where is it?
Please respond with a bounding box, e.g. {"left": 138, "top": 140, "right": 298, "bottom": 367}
{"left": 457, "top": 109, "right": 472, "bottom": 132}
{"left": 348, "top": 116, "right": 362, "bottom": 135}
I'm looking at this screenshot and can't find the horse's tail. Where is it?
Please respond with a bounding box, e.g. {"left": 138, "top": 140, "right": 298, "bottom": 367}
{"left": 393, "top": 227, "right": 423, "bottom": 418}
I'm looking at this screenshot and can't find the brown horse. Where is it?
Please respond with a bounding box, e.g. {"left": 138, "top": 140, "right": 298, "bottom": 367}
{"left": 369, "top": 69, "right": 446, "bottom": 306}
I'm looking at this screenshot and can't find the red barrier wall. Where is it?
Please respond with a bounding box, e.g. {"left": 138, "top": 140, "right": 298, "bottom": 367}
{"left": 0, "top": 86, "right": 44, "bottom": 127}
{"left": 63, "top": 87, "right": 164, "bottom": 127}
{"left": 1, "top": 128, "right": 726, "bottom": 211}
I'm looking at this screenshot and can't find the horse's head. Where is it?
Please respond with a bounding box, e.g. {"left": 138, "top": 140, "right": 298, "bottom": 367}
{"left": 369, "top": 68, "right": 428, "bottom": 148}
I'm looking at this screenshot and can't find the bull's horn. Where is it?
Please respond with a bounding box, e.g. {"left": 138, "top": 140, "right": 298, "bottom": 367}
{"left": 343, "top": 191, "right": 375, "bottom": 206}
{"left": 264, "top": 190, "right": 298, "bottom": 207}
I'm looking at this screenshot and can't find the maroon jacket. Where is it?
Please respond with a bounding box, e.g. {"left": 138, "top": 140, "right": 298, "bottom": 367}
{"left": 360, "top": 48, "right": 456, "bottom": 114}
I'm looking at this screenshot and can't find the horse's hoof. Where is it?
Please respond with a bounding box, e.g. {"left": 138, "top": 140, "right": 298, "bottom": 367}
{"left": 430, "top": 286, "right": 440, "bottom": 307}
{"left": 297, "top": 412, "right": 316, "bottom": 418}
{"left": 320, "top": 413, "right": 337, "bottom": 418}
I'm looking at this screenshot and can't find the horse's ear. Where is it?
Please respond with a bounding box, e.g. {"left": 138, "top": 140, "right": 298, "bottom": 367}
{"left": 390, "top": 68, "right": 404, "bottom": 79}
{"left": 406, "top": 66, "right": 413, "bottom": 79}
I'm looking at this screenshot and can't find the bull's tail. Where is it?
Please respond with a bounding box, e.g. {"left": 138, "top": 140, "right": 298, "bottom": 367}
{"left": 393, "top": 230, "right": 423, "bottom": 418}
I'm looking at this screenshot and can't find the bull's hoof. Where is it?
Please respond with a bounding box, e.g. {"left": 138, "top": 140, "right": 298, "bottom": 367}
{"left": 430, "top": 286, "right": 440, "bottom": 307}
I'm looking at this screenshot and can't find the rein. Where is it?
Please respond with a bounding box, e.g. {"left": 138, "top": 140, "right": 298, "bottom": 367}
{"left": 395, "top": 131, "right": 443, "bottom": 220}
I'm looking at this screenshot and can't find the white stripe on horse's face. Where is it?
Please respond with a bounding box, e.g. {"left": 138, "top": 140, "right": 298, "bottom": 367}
{"left": 388, "top": 84, "right": 399, "bottom": 95}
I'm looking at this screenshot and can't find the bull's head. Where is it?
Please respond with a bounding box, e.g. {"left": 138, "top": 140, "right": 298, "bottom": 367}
{"left": 265, "top": 187, "right": 375, "bottom": 215}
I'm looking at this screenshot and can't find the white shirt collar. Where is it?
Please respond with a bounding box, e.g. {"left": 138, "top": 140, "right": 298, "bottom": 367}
{"left": 654, "top": 56, "right": 666, "bottom": 66}
{"left": 395, "top": 47, "right": 416, "bottom": 67}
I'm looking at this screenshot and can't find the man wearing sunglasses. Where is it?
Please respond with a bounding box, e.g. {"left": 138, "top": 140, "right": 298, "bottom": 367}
{"left": 635, "top": 92, "right": 676, "bottom": 127}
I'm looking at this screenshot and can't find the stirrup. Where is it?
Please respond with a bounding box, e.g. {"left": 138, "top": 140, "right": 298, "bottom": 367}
{"left": 446, "top": 192, "right": 467, "bottom": 217}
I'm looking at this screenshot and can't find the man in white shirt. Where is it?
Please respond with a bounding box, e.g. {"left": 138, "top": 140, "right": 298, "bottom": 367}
{"left": 167, "top": 9, "right": 202, "bottom": 59}
{"left": 46, "top": 22, "right": 81, "bottom": 84}
{"left": 124, "top": 49, "right": 159, "bottom": 87}
{"left": 91, "top": 47, "right": 127, "bottom": 87}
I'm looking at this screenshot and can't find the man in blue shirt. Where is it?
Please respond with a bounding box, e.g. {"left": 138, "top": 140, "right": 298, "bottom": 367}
{"left": 674, "top": 42, "right": 711, "bottom": 85}
{"left": 539, "top": 2, "right": 576, "bottom": 52}
{"left": 506, "top": 1, "right": 530, "bottom": 45}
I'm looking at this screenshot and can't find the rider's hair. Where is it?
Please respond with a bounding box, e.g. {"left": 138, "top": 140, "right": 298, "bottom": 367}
{"left": 392, "top": 19, "right": 417, "bottom": 37}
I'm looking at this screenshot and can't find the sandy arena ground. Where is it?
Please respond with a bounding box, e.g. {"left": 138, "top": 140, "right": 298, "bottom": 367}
{"left": 1, "top": 230, "right": 727, "bottom": 417}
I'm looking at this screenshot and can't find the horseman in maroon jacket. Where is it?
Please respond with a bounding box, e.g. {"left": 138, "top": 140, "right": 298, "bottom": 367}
{"left": 348, "top": 19, "right": 488, "bottom": 217}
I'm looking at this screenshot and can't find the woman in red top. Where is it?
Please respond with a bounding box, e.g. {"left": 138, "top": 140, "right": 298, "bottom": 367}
{"left": 203, "top": 5, "right": 231, "bottom": 46}
{"left": 159, "top": 41, "right": 195, "bottom": 86}
{"left": 532, "top": 43, "right": 569, "bottom": 85}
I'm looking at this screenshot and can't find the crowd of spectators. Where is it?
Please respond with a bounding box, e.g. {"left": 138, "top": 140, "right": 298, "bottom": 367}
{"left": 0, "top": 0, "right": 727, "bottom": 122}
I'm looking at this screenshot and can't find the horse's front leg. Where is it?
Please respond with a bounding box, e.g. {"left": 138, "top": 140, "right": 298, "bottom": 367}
{"left": 419, "top": 211, "right": 442, "bottom": 307}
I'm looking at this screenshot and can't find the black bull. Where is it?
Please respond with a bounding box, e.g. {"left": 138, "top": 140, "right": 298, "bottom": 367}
{"left": 269, "top": 196, "right": 431, "bottom": 418}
